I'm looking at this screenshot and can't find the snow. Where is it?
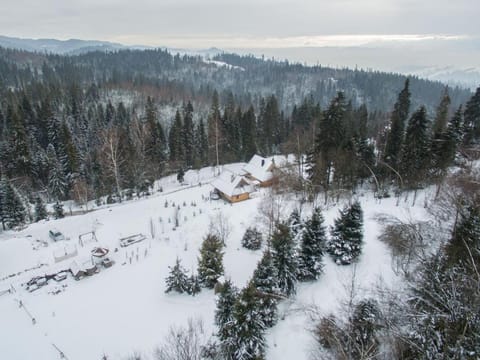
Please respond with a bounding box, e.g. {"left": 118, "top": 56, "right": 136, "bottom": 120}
{"left": 204, "top": 59, "right": 245, "bottom": 71}
{"left": 0, "top": 162, "right": 432, "bottom": 359}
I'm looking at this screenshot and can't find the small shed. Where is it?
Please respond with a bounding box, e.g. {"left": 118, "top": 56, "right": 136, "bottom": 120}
{"left": 211, "top": 172, "right": 252, "bottom": 203}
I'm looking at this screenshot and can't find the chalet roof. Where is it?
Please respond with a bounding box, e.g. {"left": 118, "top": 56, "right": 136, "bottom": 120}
{"left": 211, "top": 171, "right": 252, "bottom": 197}
{"left": 69, "top": 261, "right": 83, "bottom": 276}
{"left": 243, "top": 154, "right": 276, "bottom": 182}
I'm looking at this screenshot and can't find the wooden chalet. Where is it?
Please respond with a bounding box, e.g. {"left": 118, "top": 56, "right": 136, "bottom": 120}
{"left": 243, "top": 154, "right": 278, "bottom": 187}
{"left": 211, "top": 171, "right": 252, "bottom": 203}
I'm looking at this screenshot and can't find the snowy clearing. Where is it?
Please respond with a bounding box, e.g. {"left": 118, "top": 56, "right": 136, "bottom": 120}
{"left": 0, "top": 163, "right": 431, "bottom": 360}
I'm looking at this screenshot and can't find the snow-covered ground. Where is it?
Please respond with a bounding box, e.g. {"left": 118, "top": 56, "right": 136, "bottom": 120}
{"left": 0, "top": 163, "right": 431, "bottom": 360}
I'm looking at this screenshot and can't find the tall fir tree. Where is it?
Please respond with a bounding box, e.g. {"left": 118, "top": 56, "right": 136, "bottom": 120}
{"left": 195, "top": 118, "right": 209, "bottom": 167}
{"left": 430, "top": 89, "right": 452, "bottom": 176}
{"left": 444, "top": 204, "right": 480, "bottom": 271}
{"left": 383, "top": 79, "right": 411, "bottom": 172}
{"left": 197, "top": 234, "right": 224, "bottom": 288}
{"left": 251, "top": 249, "right": 279, "bottom": 328}
{"left": 400, "top": 106, "right": 430, "bottom": 188}
{"left": 307, "top": 92, "right": 347, "bottom": 191}
{"left": 328, "top": 201, "right": 364, "bottom": 265}
{"left": 241, "top": 106, "right": 257, "bottom": 161}
{"left": 271, "top": 222, "right": 298, "bottom": 296}
{"left": 297, "top": 207, "right": 326, "bottom": 281}
{"left": 53, "top": 201, "right": 64, "bottom": 219}
{"left": 34, "top": 196, "right": 48, "bottom": 222}
{"left": 215, "top": 278, "right": 239, "bottom": 359}
{"left": 463, "top": 86, "right": 480, "bottom": 144}
{"left": 182, "top": 101, "right": 195, "bottom": 167}
{"left": 168, "top": 110, "right": 184, "bottom": 163}
{"left": 231, "top": 282, "right": 267, "bottom": 360}
{"left": 0, "top": 178, "right": 26, "bottom": 229}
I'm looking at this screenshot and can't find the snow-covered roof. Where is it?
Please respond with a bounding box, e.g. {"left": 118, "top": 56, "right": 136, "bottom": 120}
{"left": 211, "top": 171, "right": 252, "bottom": 197}
{"left": 91, "top": 247, "right": 109, "bottom": 258}
{"left": 243, "top": 155, "right": 276, "bottom": 182}
{"left": 69, "top": 261, "right": 82, "bottom": 276}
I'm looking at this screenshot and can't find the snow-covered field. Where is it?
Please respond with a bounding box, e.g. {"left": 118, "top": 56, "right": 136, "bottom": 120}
{"left": 0, "top": 163, "right": 431, "bottom": 360}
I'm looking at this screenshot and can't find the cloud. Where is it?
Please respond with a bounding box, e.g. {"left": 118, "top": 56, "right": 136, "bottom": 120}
{"left": 0, "top": 0, "right": 477, "bottom": 44}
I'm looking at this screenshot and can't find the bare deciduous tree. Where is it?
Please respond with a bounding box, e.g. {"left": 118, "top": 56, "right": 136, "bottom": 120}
{"left": 154, "top": 318, "right": 209, "bottom": 360}
{"left": 100, "top": 127, "right": 124, "bottom": 197}
{"left": 208, "top": 212, "right": 231, "bottom": 246}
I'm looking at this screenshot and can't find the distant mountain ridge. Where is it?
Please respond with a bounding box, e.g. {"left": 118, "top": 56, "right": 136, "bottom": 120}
{"left": 0, "top": 35, "right": 225, "bottom": 57}
{"left": 0, "top": 35, "right": 133, "bottom": 54}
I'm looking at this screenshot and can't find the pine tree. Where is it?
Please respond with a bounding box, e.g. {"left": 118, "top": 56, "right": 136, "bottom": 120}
{"left": 287, "top": 208, "right": 303, "bottom": 240}
{"left": 198, "top": 234, "right": 224, "bottom": 288}
{"left": 271, "top": 223, "right": 298, "bottom": 296}
{"left": 187, "top": 273, "right": 201, "bottom": 296}
{"left": 182, "top": 101, "right": 195, "bottom": 167}
{"left": 231, "top": 282, "right": 267, "bottom": 360}
{"left": 168, "top": 110, "right": 184, "bottom": 163}
{"left": 328, "top": 201, "right": 364, "bottom": 265}
{"left": 400, "top": 106, "right": 430, "bottom": 188}
{"left": 463, "top": 86, "right": 480, "bottom": 144}
{"left": 53, "top": 201, "right": 64, "bottom": 219}
{"left": 241, "top": 106, "right": 257, "bottom": 161}
{"left": 241, "top": 227, "right": 263, "bottom": 250}
{"left": 0, "top": 178, "right": 26, "bottom": 229}
{"left": 384, "top": 79, "right": 411, "bottom": 172}
{"left": 297, "top": 207, "right": 326, "bottom": 281}
{"left": 34, "top": 196, "right": 48, "bottom": 222}
{"left": 48, "top": 156, "right": 68, "bottom": 200}
{"left": 444, "top": 205, "right": 480, "bottom": 271}
{"left": 307, "top": 92, "right": 347, "bottom": 190}
{"left": 165, "top": 257, "right": 190, "bottom": 294}
{"left": 215, "top": 278, "right": 239, "bottom": 358}
{"left": 195, "top": 118, "right": 209, "bottom": 167}
{"left": 252, "top": 249, "right": 279, "bottom": 327}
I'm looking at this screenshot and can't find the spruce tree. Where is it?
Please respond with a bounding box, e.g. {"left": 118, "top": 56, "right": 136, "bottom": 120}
{"left": 444, "top": 205, "right": 480, "bottom": 271}
{"left": 328, "top": 201, "right": 364, "bottom": 265}
{"left": 271, "top": 223, "right": 298, "bottom": 296}
{"left": 0, "top": 178, "right": 26, "bottom": 229}
{"left": 252, "top": 249, "right": 279, "bottom": 327}
{"left": 231, "top": 282, "right": 267, "bottom": 360}
{"left": 198, "top": 234, "right": 224, "bottom": 288}
{"left": 288, "top": 208, "right": 303, "bottom": 241}
{"left": 182, "top": 101, "right": 195, "bottom": 167}
{"left": 241, "top": 227, "right": 263, "bottom": 250}
{"left": 215, "top": 278, "right": 239, "bottom": 358}
{"left": 165, "top": 257, "right": 190, "bottom": 294}
{"left": 463, "top": 86, "right": 480, "bottom": 144}
{"left": 308, "top": 92, "right": 347, "bottom": 188}
{"left": 384, "top": 79, "right": 411, "bottom": 172}
{"left": 241, "top": 106, "right": 257, "bottom": 161}
{"left": 168, "top": 110, "right": 184, "bottom": 163}
{"left": 195, "top": 118, "right": 209, "bottom": 167}
{"left": 297, "top": 207, "right": 326, "bottom": 281}
{"left": 34, "top": 196, "right": 48, "bottom": 222}
{"left": 187, "top": 273, "right": 201, "bottom": 296}
{"left": 400, "top": 106, "right": 430, "bottom": 188}
{"left": 53, "top": 201, "right": 64, "bottom": 219}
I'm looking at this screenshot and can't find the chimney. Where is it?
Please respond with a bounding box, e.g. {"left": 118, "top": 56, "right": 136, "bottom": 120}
{"left": 261, "top": 159, "right": 265, "bottom": 167}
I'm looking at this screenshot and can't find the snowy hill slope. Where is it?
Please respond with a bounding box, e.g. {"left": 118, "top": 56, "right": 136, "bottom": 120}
{"left": 0, "top": 163, "right": 431, "bottom": 359}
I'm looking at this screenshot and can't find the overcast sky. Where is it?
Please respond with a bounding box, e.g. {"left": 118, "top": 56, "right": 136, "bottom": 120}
{"left": 1, "top": 0, "right": 478, "bottom": 48}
